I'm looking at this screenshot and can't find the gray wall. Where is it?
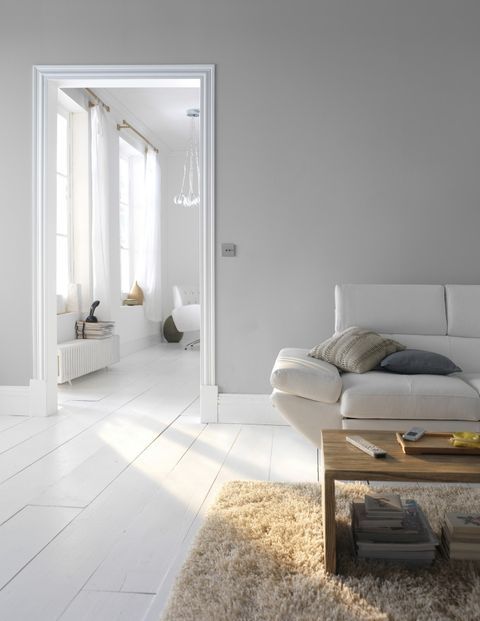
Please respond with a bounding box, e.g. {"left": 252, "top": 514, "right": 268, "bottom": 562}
{"left": 1, "top": 0, "right": 480, "bottom": 392}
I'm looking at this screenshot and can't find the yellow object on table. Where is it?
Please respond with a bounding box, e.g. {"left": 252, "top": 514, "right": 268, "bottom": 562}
{"left": 450, "top": 432, "right": 480, "bottom": 447}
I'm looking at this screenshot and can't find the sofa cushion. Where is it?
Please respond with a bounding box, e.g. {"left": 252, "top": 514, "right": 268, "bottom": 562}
{"left": 340, "top": 371, "right": 480, "bottom": 421}
{"left": 380, "top": 349, "right": 462, "bottom": 375}
{"left": 309, "top": 327, "right": 405, "bottom": 374}
{"left": 456, "top": 373, "right": 480, "bottom": 397}
{"left": 335, "top": 284, "right": 447, "bottom": 335}
{"left": 270, "top": 348, "right": 342, "bottom": 403}
{"left": 446, "top": 285, "right": 480, "bottom": 337}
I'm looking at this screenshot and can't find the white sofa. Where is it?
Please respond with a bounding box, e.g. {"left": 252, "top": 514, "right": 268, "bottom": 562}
{"left": 270, "top": 284, "right": 480, "bottom": 447}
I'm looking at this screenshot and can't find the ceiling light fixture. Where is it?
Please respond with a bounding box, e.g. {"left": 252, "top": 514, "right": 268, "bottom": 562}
{"left": 174, "top": 108, "right": 200, "bottom": 207}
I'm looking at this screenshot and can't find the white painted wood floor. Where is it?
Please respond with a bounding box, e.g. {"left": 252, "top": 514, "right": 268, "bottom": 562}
{"left": 0, "top": 343, "right": 319, "bottom": 621}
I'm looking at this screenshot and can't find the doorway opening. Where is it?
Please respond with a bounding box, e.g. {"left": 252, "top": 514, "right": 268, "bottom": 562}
{"left": 32, "top": 66, "right": 216, "bottom": 421}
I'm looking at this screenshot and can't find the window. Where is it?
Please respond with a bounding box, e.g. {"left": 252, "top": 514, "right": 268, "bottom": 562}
{"left": 56, "top": 109, "right": 72, "bottom": 300}
{"left": 119, "top": 138, "right": 145, "bottom": 297}
{"left": 119, "top": 154, "right": 130, "bottom": 294}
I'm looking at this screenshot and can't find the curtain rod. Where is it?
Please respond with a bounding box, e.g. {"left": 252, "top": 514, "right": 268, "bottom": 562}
{"left": 85, "top": 88, "right": 110, "bottom": 112}
{"left": 116, "top": 120, "right": 159, "bottom": 153}
{"left": 85, "top": 88, "right": 158, "bottom": 153}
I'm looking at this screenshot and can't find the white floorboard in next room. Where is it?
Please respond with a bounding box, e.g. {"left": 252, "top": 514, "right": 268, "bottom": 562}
{"left": 0, "top": 343, "right": 317, "bottom": 621}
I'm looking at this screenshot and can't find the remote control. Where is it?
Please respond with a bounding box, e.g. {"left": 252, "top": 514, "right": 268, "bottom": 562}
{"left": 346, "top": 435, "right": 387, "bottom": 458}
{"left": 402, "top": 427, "right": 426, "bottom": 442}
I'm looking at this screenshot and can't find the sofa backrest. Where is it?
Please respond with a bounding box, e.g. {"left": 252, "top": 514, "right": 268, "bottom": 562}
{"left": 445, "top": 285, "right": 480, "bottom": 337}
{"left": 335, "top": 284, "right": 480, "bottom": 372}
{"left": 335, "top": 284, "right": 447, "bottom": 335}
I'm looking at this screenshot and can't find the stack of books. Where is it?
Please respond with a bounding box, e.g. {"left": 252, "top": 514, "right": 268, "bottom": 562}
{"left": 441, "top": 511, "right": 480, "bottom": 561}
{"left": 76, "top": 321, "right": 115, "bottom": 340}
{"left": 351, "top": 493, "right": 439, "bottom": 565}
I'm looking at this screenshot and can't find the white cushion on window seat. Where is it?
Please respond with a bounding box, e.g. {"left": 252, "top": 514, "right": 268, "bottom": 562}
{"left": 340, "top": 371, "right": 480, "bottom": 421}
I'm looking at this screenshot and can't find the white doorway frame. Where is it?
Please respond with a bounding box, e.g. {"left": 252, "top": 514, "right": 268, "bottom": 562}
{"left": 32, "top": 65, "right": 217, "bottom": 421}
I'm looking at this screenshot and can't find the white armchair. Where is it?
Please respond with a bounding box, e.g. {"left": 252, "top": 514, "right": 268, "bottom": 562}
{"left": 171, "top": 285, "right": 200, "bottom": 349}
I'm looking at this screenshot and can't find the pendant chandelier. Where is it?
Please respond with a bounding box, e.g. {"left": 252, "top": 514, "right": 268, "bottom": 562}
{"left": 174, "top": 108, "right": 200, "bottom": 207}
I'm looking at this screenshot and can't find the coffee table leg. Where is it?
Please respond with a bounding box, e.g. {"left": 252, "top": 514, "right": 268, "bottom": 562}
{"left": 322, "top": 475, "right": 336, "bottom": 573}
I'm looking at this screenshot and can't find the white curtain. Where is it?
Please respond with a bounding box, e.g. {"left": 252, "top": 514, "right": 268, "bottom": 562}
{"left": 139, "top": 148, "right": 162, "bottom": 321}
{"left": 90, "top": 105, "right": 113, "bottom": 320}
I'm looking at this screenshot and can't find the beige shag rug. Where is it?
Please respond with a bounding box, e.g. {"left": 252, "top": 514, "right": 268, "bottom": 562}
{"left": 162, "top": 482, "right": 480, "bottom": 621}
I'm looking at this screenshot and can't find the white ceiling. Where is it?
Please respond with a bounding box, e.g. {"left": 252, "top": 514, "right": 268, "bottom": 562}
{"left": 100, "top": 84, "right": 200, "bottom": 151}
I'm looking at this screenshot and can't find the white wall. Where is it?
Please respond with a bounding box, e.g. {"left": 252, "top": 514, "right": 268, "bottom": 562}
{"left": 163, "top": 151, "right": 200, "bottom": 319}
{"left": 114, "top": 306, "right": 160, "bottom": 356}
{"left": 1, "top": 1, "right": 480, "bottom": 394}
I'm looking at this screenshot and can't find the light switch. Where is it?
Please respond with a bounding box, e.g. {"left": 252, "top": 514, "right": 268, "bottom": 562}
{"left": 222, "top": 243, "right": 236, "bottom": 257}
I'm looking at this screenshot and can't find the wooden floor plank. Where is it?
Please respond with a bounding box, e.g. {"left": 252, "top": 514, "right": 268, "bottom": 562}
{"left": 0, "top": 415, "right": 67, "bottom": 455}
{"left": 30, "top": 407, "right": 198, "bottom": 509}
{"left": 0, "top": 416, "right": 105, "bottom": 485}
{"left": 179, "top": 397, "right": 200, "bottom": 421}
{"left": 0, "top": 350, "right": 200, "bottom": 522}
{"left": 59, "top": 591, "right": 153, "bottom": 621}
{"left": 143, "top": 424, "right": 273, "bottom": 621}
{"left": 0, "top": 407, "right": 134, "bottom": 526}
{"left": 58, "top": 345, "right": 191, "bottom": 406}
{"left": 84, "top": 423, "right": 240, "bottom": 594}
{"left": 0, "top": 505, "right": 80, "bottom": 590}
{"left": 269, "top": 426, "right": 318, "bottom": 483}
{"left": 0, "top": 420, "right": 207, "bottom": 620}
{"left": 0, "top": 416, "right": 29, "bottom": 434}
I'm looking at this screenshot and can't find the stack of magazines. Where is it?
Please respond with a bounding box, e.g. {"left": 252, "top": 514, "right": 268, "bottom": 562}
{"left": 351, "top": 493, "right": 438, "bottom": 565}
{"left": 76, "top": 321, "right": 115, "bottom": 340}
{"left": 441, "top": 511, "right": 480, "bottom": 561}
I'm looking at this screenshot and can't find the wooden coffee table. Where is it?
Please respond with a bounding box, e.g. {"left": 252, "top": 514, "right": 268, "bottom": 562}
{"left": 321, "top": 429, "right": 480, "bottom": 574}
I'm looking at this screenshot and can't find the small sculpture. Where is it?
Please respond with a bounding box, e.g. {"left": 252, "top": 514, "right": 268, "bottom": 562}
{"left": 129, "top": 281, "right": 144, "bottom": 305}
{"left": 85, "top": 300, "right": 100, "bottom": 323}
{"left": 163, "top": 315, "right": 183, "bottom": 343}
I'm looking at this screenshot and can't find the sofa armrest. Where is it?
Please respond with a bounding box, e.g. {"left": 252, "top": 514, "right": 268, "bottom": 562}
{"left": 270, "top": 348, "right": 342, "bottom": 403}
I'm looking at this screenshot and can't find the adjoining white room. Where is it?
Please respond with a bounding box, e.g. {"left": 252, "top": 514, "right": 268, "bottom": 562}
{"left": 56, "top": 82, "right": 202, "bottom": 413}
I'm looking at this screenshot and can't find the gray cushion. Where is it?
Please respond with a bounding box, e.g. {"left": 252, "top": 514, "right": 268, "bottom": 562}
{"left": 380, "top": 349, "right": 462, "bottom": 375}
{"left": 309, "top": 326, "right": 405, "bottom": 374}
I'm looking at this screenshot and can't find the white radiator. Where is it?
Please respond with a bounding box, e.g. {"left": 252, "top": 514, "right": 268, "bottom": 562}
{"left": 57, "top": 335, "right": 120, "bottom": 384}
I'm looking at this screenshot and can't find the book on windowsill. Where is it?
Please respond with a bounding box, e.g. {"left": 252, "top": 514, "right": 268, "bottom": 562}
{"left": 75, "top": 320, "right": 115, "bottom": 339}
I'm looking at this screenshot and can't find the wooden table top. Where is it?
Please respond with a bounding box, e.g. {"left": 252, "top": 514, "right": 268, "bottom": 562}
{"left": 321, "top": 430, "right": 480, "bottom": 483}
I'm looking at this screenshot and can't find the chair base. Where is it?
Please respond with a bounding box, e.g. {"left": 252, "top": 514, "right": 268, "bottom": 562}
{"left": 184, "top": 338, "right": 200, "bottom": 350}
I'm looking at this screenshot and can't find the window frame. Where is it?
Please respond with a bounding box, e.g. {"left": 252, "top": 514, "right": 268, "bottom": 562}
{"left": 56, "top": 105, "right": 74, "bottom": 300}
{"left": 118, "top": 137, "right": 145, "bottom": 299}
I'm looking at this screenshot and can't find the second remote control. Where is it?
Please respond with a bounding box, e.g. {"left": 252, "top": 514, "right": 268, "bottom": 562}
{"left": 346, "top": 435, "right": 387, "bottom": 458}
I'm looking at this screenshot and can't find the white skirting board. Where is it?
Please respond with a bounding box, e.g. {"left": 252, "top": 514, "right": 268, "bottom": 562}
{"left": 217, "top": 394, "right": 287, "bottom": 425}
{"left": 120, "top": 334, "right": 162, "bottom": 358}
{"left": 0, "top": 386, "right": 30, "bottom": 415}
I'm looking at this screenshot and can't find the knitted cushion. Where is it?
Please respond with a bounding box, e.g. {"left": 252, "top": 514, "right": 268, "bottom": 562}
{"left": 309, "top": 326, "right": 405, "bottom": 374}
